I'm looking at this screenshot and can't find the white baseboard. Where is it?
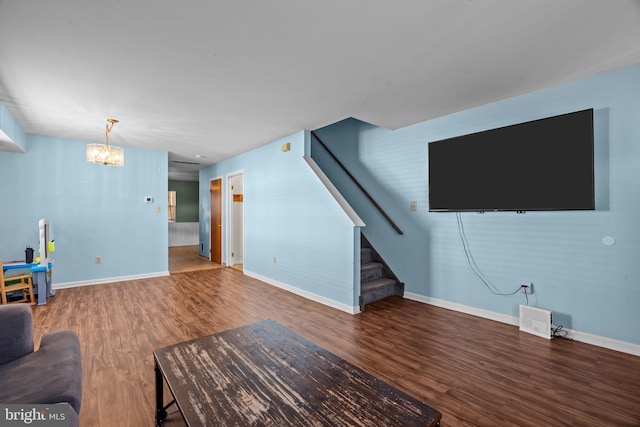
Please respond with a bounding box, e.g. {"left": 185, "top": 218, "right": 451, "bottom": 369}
{"left": 404, "top": 292, "right": 640, "bottom": 357}
{"left": 567, "top": 329, "right": 640, "bottom": 357}
{"left": 244, "top": 270, "right": 360, "bottom": 315}
{"left": 405, "top": 292, "right": 519, "bottom": 326}
{"left": 53, "top": 271, "right": 170, "bottom": 289}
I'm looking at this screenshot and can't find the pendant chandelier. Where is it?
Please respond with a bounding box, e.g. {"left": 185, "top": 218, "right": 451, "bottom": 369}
{"left": 86, "top": 118, "right": 124, "bottom": 166}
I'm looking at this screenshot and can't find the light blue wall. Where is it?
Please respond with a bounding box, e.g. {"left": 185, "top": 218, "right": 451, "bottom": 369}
{"left": 0, "top": 101, "right": 27, "bottom": 151}
{"left": 313, "top": 64, "right": 640, "bottom": 345}
{"left": 199, "top": 131, "right": 359, "bottom": 308}
{"left": 0, "top": 131, "right": 169, "bottom": 284}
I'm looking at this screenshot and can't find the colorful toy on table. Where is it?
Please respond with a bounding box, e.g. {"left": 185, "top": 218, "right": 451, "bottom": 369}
{"left": 33, "top": 240, "right": 55, "bottom": 265}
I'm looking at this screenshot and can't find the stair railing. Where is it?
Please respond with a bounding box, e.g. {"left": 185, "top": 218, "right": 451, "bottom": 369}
{"left": 311, "top": 130, "right": 403, "bottom": 235}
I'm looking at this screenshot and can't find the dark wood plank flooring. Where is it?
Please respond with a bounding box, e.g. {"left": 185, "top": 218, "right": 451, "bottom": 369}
{"left": 31, "top": 269, "right": 640, "bottom": 426}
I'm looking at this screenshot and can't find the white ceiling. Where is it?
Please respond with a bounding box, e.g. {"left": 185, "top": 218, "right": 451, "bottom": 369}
{"left": 1, "top": 1, "right": 639, "bottom": 180}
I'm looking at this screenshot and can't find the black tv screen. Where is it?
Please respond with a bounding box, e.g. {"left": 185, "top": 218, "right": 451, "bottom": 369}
{"left": 428, "top": 109, "right": 594, "bottom": 212}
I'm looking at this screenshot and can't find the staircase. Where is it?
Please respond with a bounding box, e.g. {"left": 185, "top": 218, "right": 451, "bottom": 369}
{"left": 359, "top": 236, "right": 404, "bottom": 311}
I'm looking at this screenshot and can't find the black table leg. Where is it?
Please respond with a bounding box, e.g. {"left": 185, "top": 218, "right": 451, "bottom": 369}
{"left": 155, "top": 361, "right": 167, "bottom": 426}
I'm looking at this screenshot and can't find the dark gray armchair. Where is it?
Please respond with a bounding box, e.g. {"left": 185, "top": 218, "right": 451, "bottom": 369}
{"left": 0, "top": 304, "right": 82, "bottom": 426}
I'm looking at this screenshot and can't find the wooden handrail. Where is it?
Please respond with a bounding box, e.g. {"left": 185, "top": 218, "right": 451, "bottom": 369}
{"left": 311, "top": 131, "right": 403, "bottom": 235}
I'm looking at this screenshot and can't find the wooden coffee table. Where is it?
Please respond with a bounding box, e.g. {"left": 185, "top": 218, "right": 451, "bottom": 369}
{"left": 154, "top": 319, "right": 441, "bottom": 426}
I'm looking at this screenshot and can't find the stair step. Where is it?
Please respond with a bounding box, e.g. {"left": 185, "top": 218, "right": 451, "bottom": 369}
{"left": 361, "top": 277, "right": 397, "bottom": 292}
{"left": 361, "top": 261, "right": 382, "bottom": 271}
{"left": 359, "top": 235, "right": 405, "bottom": 311}
{"left": 360, "top": 262, "right": 384, "bottom": 282}
{"left": 360, "top": 248, "right": 373, "bottom": 264}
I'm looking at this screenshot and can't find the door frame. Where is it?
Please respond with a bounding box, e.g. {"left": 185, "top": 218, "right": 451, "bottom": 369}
{"left": 209, "top": 177, "right": 223, "bottom": 264}
{"left": 226, "top": 171, "right": 244, "bottom": 267}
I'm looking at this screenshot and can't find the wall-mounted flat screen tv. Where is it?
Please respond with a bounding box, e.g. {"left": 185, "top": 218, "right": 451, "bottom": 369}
{"left": 428, "top": 108, "right": 594, "bottom": 212}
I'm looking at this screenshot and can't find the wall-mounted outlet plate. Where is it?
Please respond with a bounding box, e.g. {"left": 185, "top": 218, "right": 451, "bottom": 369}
{"left": 521, "top": 282, "right": 533, "bottom": 294}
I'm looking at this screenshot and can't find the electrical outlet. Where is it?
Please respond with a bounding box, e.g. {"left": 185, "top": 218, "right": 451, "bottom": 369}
{"left": 273, "top": 256, "right": 277, "bottom": 264}
{"left": 95, "top": 256, "right": 102, "bottom": 264}
{"left": 521, "top": 282, "right": 533, "bottom": 294}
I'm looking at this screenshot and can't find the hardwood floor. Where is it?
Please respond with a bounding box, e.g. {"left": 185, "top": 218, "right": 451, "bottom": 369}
{"left": 31, "top": 269, "right": 640, "bottom": 426}
{"left": 168, "top": 245, "right": 222, "bottom": 274}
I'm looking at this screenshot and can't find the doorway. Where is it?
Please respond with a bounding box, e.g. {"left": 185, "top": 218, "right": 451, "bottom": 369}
{"left": 228, "top": 172, "right": 244, "bottom": 270}
{"left": 210, "top": 178, "right": 222, "bottom": 264}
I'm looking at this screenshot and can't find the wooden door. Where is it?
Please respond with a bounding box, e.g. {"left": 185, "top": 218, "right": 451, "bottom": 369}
{"left": 210, "top": 178, "right": 222, "bottom": 264}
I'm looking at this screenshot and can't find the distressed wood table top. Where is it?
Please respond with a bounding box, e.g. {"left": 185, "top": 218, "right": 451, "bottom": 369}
{"left": 153, "top": 319, "right": 441, "bottom": 426}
